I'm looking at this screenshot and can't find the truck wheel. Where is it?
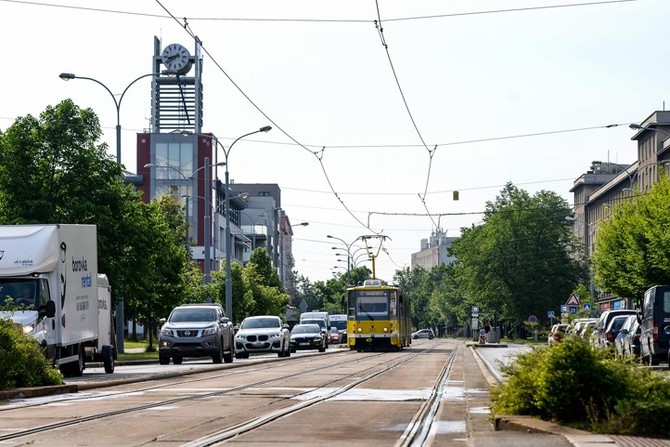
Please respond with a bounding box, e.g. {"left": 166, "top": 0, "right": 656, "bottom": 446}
{"left": 159, "top": 352, "right": 170, "bottom": 365}
{"left": 102, "top": 345, "right": 115, "bottom": 373}
{"left": 61, "top": 345, "right": 85, "bottom": 377}
{"left": 173, "top": 355, "right": 183, "bottom": 365}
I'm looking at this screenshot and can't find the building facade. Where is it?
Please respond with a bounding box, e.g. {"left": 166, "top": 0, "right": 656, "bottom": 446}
{"left": 570, "top": 110, "right": 670, "bottom": 311}
{"left": 411, "top": 228, "right": 457, "bottom": 271}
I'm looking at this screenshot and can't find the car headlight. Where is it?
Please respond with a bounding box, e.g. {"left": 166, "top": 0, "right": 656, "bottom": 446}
{"left": 161, "top": 327, "right": 175, "bottom": 337}
{"left": 313, "top": 337, "right": 322, "bottom": 342}
{"left": 202, "top": 326, "right": 218, "bottom": 336}
{"left": 270, "top": 332, "right": 281, "bottom": 338}
{"left": 23, "top": 323, "right": 35, "bottom": 335}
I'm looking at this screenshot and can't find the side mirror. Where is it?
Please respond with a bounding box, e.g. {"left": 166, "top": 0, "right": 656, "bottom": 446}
{"left": 159, "top": 318, "right": 166, "bottom": 325}
{"left": 44, "top": 300, "right": 56, "bottom": 318}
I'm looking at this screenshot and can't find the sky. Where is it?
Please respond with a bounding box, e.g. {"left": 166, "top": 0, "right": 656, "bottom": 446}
{"left": 1, "top": 0, "right": 669, "bottom": 283}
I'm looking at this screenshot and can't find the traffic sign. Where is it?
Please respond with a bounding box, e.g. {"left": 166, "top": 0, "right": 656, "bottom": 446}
{"left": 583, "top": 303, "right": 591, "bottom": 312}
{"left": 566, "top": 293, "right": 580, "bottom": 306}
{"left": 528, "top": 315, "right": 537, "bottom": 323}
{"left": 561, "top": 305, "right": 568, "bottom": 314}
{"left": 547, "top": 310, "right": 555, "bottom": 319}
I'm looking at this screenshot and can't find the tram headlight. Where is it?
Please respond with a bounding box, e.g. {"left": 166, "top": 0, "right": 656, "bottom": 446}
{"left": 383, "top": 327, "right": 388, "bottom": 333}
{"left": 357, "top": 327, "right": 362, "bottom": 333}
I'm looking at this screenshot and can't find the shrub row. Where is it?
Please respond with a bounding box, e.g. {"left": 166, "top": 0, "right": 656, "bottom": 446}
{"left": 0, "top": 318, "right": 63, "bottom": 390}
{"left": 491, "top": 336, "right": 670, "bottom": 438}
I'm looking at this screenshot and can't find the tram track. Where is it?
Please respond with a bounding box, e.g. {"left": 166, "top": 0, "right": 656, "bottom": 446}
{"left": 0, "top": 350, "right": 389, "bottom": 442}
{"left": 1, "top": 343, "right": 453, "bottom": 445}
{"left": 183, "top": 343, "right": 455, "bottom": 447}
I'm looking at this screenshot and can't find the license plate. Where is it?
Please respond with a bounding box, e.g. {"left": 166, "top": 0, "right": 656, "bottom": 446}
{"left": 299, "top": 342, "right": 310, "bottom": 346}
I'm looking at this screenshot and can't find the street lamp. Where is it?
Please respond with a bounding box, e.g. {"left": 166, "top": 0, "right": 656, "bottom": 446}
{"left": 327, "top": 234, "right": 357, "bottom": 272}
{"left": 219, "top": 126, "right": 272, "bottom": 322}
{"left": 59, "top": 70, "right": 176, "bottom": 165}
{"left": 60, "top": 69, "right": 175, "bottom": 352}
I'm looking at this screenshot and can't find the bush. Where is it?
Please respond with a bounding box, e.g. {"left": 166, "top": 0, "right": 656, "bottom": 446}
{"left": 0, "top": 318, "right": 63, "bottom": 390}
{"left": 490, "top": 336, "right": 670, "bottom": 437}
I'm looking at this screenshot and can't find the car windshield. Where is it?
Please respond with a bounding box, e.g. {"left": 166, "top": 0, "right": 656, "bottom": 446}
{"left": 169, "top": 309, "right": 217, "bottom": 322}
{"left": 302, "top": 319, "right": 325, "bottom": 329}
{"left": 241, "top": 318, "right": 280, "bottom": 329}
{"left": 292, "top": 324, "right": 319, "bottom": 334}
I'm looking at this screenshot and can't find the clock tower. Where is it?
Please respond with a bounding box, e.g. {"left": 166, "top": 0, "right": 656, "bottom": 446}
{"left": 151, "top": 37, "right": 203, "bottom": 134}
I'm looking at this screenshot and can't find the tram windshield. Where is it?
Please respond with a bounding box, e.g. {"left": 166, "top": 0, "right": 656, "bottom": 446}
{"left": 351, "top": 290, "right": 390, "bottom": 320}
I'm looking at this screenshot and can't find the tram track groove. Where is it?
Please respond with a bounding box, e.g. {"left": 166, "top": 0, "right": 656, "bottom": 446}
{"left": 183, "top": 343, "right": 452, "bottom": 447}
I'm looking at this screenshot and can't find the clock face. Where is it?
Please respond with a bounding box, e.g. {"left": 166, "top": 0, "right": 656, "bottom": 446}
{"left": 161, "top": 43, "right": 191, "bottom": 73}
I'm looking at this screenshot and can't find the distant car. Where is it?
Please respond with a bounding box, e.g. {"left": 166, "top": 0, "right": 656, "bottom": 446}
{"left": 614, "top": 315, "right": 639, "bottom": 358}
{"left": 602, "top": 315, "right": 630, "bottom": 349}
{"left": 290, "top": 323, "right": 326, "bottom": 353}
{"left": 300, "top": 318, "right": 330, "bottom": 348}
{"left": 412, "top": 329, "right": 435, "bottom": 339}
{"left": 328, "top": 326, "right": 341, "bottom": 345}
{"left": 593, "top": 309, "right": 637, "bottom": 348}
{"left": 234, "top": 315, "right": 291, "bottom": 359}
{"left": 158, "top": 303, "right": 234, "bottom": 365}
{"left": 548, "top": 324, "right": 568, "bottom": 346}
{"left": 622, "top": 317, "right": 642, "bottom": 359}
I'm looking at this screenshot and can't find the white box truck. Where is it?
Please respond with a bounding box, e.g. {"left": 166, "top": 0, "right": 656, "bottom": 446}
{"left": 0, "top": 224, "right": 115, "bottom": 376}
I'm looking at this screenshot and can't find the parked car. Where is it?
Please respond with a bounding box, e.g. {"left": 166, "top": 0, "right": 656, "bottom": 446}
{"left": 158, "top": 303, "right": 234, "bottom": 365}
{"left": 234, "top": 315, "right": 291, "bottom": 359}
{"left": 548, "top": 324, "right": 568, "bottom": 346}
{"left": 602, "top": 315, "right": 630, "bottom": 349}
{"left": 621, "top": 317, "right": 642, "bottom": 359}
{"left": 579, "top": 320, "right": 597, "bottom": 339}
{"left": 568, "top": 318, "right": 597, "bottom": 336}
{"left": 614, "top": 315, "right": 638, "bottom": 358}
{"left": 639, "top": 285, "right": 670, "bottom": 366}
{"left": 289, "top": 323, "right": 326, "bottom": 353}
{"left": 593, "top": 309, "right": 637, "bottom": 348}
{"left": 412, "top": 329, "right": 435, "bottom": 339}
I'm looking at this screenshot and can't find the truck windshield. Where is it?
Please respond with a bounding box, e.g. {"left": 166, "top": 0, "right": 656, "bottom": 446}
{"left": 0, "top": 279, "right": 44, "bottom": 309}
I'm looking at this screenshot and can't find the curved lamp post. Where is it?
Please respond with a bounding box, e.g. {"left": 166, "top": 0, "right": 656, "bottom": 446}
{"left": 218, "top": 126, "right": 272, "bottom": 322}
{"left": 59, "top": 70, "right": 175, "bottom": 165}
{"left": 327, "top": 234, "right": 357, "bottom": 273}
{"left": 61, "top": 69, "right": 174, "bottom": 352}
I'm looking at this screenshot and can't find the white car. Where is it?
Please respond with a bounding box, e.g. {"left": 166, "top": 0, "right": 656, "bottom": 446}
{"left": 234, "top": 315, "right": 291, "bottom": 359}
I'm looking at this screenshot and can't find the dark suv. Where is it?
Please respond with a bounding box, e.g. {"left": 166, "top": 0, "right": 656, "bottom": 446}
{"left": 158, "top": 303, "right": 234, "bottom": 365}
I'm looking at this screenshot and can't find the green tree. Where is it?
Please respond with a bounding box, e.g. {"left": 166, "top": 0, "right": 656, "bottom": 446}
{"left": 0, "top": 100, "right": 152, "bottom": 322}
{"left": 593, "top": 174, "right": 670, "bottom": 303}
{"left": 449, "top": 183, "right": 586, "bottom": 336}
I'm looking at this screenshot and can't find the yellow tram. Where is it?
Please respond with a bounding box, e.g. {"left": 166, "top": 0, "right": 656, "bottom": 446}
{"left": 346, "top": 279, "right": 412, "bottom": 351}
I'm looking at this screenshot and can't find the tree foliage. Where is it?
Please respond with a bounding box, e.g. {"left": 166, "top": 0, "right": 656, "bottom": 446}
{"left": 0, "top": 100, "right": 193, "bottom": 342}
{"left": 448, "top": 183, "right": 586, "bottom": 333}
{"left": 593, "top": 174, "right": 670, "bottom": 303}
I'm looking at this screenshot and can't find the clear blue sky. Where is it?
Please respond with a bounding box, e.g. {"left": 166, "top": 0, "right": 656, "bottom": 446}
{"left": 1, "top": 0, "right": 667, "bottom": 282}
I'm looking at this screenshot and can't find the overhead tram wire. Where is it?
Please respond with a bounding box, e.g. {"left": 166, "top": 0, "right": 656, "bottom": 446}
{"left": 3, "top": 0, "right": 637, "bottom": 23}
{"left": 155, "top": 0, "right": 631, "bottom": 236}
{"left": 155, "top": 0, "right": 378, "bottom": 235}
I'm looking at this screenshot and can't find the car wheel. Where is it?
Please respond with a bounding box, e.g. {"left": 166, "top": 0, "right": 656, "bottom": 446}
{"left": 212, "top": 343, "right": 223, "bottom": 364}
{"left": 159, "top": 352, "right": 170, "bottom": 365}
{"left": 173, "top": 355, "right": 183, "bottom": 365}
{"left": 223, "top": 348, "right": 234, "bottom": 363}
